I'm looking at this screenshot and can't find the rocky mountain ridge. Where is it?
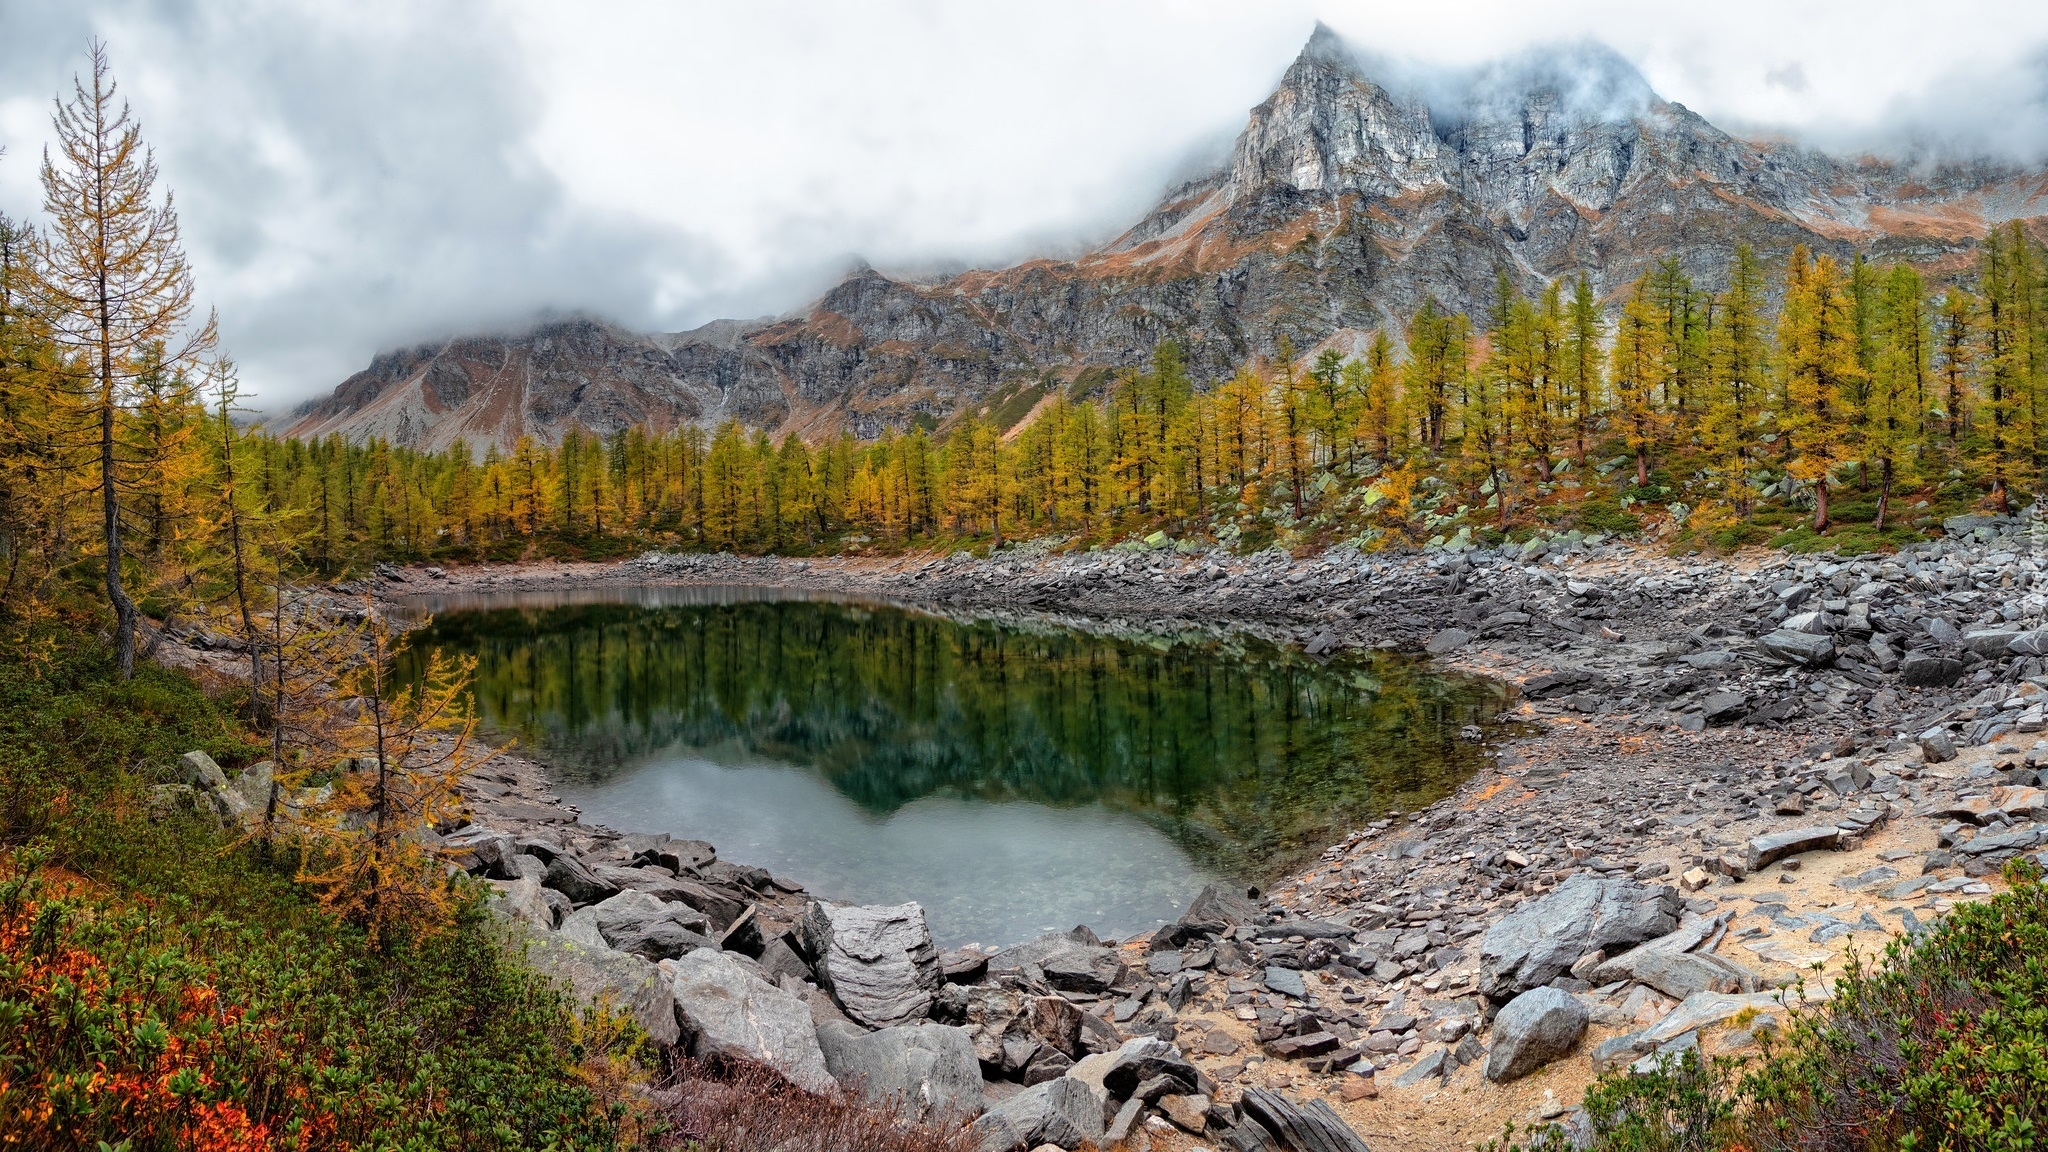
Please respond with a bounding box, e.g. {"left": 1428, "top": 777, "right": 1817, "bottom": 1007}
{"left": 289, "top": 25, "right": 2048, "bottom": 452}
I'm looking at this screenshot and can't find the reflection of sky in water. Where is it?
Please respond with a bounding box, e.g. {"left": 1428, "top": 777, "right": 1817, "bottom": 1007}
{"left": 557, "top": 747, "right": 1210, "bottom": 947}
{"left": 401, "top": 587, "right": 1510, "bottom": 949}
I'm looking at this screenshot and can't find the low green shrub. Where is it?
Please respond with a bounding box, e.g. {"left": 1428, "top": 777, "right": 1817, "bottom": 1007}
{"left": 0, "top": 624, "right": 646, "bottom": 1151}
{"left": 1492, "top": 872, "right": 2048, "bottom": 1152}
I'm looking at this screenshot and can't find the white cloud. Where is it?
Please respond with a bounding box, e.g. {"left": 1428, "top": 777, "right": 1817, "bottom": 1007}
{"left": 2, "top": 0, "right": 2046, "bottom": 411}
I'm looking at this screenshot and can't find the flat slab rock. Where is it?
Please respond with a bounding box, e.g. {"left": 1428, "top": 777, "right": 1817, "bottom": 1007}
{"left": 1744, "top": 826, "right": 1842, "bottom": 872}
{"left": 988, "top": 931, "right": 1127, "bottom": 995}
{"left": 1640, "top": 990, "right": 1788, "bottom": 1046}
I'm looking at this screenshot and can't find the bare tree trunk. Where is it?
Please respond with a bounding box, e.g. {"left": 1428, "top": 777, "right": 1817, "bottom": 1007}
{"left": 101, "top": 373, "right": 137, "bottom": 677}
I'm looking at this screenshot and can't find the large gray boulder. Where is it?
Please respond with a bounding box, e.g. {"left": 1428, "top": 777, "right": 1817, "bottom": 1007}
{"left": 179, "top": 749, "right": 232, "bottom": 793}
{"left": 969, "top": 1075, "right": 1103, "bottom": 1152}
{"left": 815, "top": 1020, "right": 983, "bottom": 1122}
{"left": 1485, "top": 987, "right": 1589, "bottom": 1082}
{"left": 798, "top": 901, "right": 941, "bottom": 1029}
{"left": 512, "top": 924, "right": 681, "bottom": 1047}
{"left": 662, "top": 948, "right": 834, "bottom": 1092}
{"left": 227, "top": 760, "right": 275, "bottom": 816}
{"left": 179, "top": 750, "right": 253, "bottom": 820}
{"left": 1477, "top": 874, "right": 1681, "bottom": 1001}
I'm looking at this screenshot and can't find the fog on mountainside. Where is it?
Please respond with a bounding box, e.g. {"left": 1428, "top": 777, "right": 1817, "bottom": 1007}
{"left": 287, "top": 26, "right": 2048, "bottom": 454}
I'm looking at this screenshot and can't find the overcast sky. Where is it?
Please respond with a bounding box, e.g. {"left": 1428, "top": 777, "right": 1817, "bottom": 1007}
{"left": 3, "top": 0, "right": 2047, "bottom": 411}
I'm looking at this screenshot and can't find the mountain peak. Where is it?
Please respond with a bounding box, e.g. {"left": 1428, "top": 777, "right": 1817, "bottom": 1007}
{"left": 1298, "top": 21, "right": 1351, "bottom": 66}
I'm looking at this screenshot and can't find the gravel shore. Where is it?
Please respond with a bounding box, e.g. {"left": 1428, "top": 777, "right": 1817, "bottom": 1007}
{"left": 337, "top": 520, "right": 2048, "bottom": 1150}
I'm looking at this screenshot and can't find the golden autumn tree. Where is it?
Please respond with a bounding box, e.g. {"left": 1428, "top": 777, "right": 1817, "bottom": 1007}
{"left": 296, "top": 608, "right": 491, "bottom": 947}
{"left": 0, "top": 202, "right": 61, "bottom": 614}
{"left": 1610, "top": 279, "right": 1667, "bottom": 488}
{"left": 32, "top": 42, "right": 216, "bottom": 676}
{"left": 1354, "top": 329, "right": 1403, "bottom": 466}
{"left": 1778, "top": 246, "right": 1865, "bottom": 531}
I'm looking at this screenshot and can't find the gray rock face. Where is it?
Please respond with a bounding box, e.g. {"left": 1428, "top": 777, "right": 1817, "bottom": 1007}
{"left": 969, "top": 1075, "right": 1104, "bottom": 1152}
{"left": 662, "top": 948, "right": 834, "bottom": 1092}
{"left": 1426, "top": 628, "right": 1473, "bottom": 655}
{"left": 1485, "top": 987, "right": 1590, "bottom": 1082}
{"left": 815, "top": 1020, "right": 983, "bottom": 1122}
{"left": 292, "top": 28, "right": 2044, "bottom": 454}
{"left": 512, "top": 924, "right": 681, "bottom": 1048}
{"left": 1477, "top": 874, "right": 1681, "bottom": 1000}
{"left": 798, "top": 901, "right": 941, "bottom": 1028}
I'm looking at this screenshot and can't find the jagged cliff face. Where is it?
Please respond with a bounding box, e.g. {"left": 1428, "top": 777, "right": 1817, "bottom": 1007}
{"left": 288, "top": 26, "right": 2048, "bottom": 450}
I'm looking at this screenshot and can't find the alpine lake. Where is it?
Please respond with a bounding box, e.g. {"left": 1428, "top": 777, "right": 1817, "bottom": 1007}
{"left": 396, "top": 586, "right": 1512, "bottom": 947}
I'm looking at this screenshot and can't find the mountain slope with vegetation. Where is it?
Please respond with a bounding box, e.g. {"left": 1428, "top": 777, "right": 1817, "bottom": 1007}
{"left": 152, "top": 224, "right": 2048, "bottom": 570}
{"left": 286, "top": 25, "right": 2048, "bottom": 452}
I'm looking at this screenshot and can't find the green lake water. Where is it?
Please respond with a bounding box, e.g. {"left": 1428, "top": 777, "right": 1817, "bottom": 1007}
{"left": 398, "top": 586, "right": 1509, "bottom": 946}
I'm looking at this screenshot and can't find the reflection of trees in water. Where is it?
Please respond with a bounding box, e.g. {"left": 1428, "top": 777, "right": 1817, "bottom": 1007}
{"left": 403, "top": 602, "right": 1509, "bottom": 877}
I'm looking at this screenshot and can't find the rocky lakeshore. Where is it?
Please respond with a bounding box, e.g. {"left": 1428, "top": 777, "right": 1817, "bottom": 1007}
{"left": 308, "top": 514, "right": 2048, "bottom": 1152}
